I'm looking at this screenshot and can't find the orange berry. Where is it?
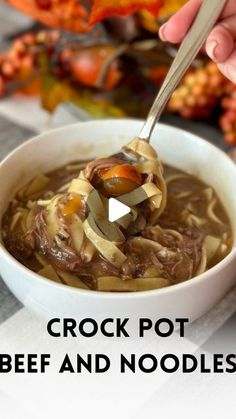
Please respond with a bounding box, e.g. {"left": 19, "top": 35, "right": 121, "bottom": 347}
{"left": 225, "top": 133, "right": 236, "bottom": 145}
{"left": 1, "top": 61, "right": 15, "bottom": 77}
{"left": 196, "top": 69, "right": 208, "bottom": 85}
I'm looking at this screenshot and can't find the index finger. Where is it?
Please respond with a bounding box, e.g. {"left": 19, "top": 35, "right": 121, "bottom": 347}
{"left": 159, "top": 0, "right": 236, "bottom": 44}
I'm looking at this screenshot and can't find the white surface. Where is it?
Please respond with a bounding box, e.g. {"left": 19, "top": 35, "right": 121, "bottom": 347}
{"left": 0, "top": 95, "right": 78, "bottom": 133}
{"left": 0, "top": 120, "right": 236, "bottom": 323}
{"left": 0, "top": 308, "right": 199, "bottom": 419}
{"left": 108, "top": 198, "right": 131, "bottom": 222}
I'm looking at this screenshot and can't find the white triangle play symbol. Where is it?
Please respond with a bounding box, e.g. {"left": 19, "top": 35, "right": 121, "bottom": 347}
{"left": 108, "top": 198, "right": 131, "bottom": 222}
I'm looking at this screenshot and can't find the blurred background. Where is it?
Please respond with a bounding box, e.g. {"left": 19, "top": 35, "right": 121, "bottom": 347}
{"left": 0, "top": 0, "right": 235, "bottom": 153}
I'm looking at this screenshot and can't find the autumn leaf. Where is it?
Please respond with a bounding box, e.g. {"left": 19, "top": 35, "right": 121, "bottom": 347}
{"left": 16, "top": 74, "right": 41, "bottom": 96}
{"left": 159, "top": 0, "right": 187, "bottom": 18}
{"left": 7, "top": 0, "right": 187, "bottom": 31}
{"left": 7, "top": 0, "right": 89, "bottom": 33}
{"left": 89, "top": 0, "right": 164, "bottom": 25}
{"left": 38, "top": 52, "right": 78, "bottom": 112}
{"left": 41, "top": 73, "right": 79, "bottom": 112}
{"left": 138, "top": 10, "right": 159, "bottom": 33}
{"left": 73, "top": 91, "right": 126, "bottom": 118}
{"left": 7, "top": 0, "right": 164, "bottom": 30}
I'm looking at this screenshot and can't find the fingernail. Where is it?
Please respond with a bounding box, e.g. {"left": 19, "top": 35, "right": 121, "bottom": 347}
{"left": 206, "top": 40, "right": 218, "bottom": 61}
{"left": 159, "top": 23, "right": 168, "bottom": 41}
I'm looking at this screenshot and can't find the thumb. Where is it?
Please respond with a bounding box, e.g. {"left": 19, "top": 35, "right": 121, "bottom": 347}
{"left": 205, "top": 16, "right": 236, "bottom": 63}
{"left": 217, "top": 50, "right": 236, "bottom": 83}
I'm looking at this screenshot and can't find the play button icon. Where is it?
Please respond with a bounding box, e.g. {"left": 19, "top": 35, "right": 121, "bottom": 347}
{"left": 108, "top": 198, "right": 131, "bottom": 222}
{"left": 85, "top": 187, "right": 138, "bottom": 241}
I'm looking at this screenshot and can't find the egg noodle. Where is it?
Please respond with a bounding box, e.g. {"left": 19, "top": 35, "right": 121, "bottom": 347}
{"left": 2, "top": 139, "right": 232, "bottom": 292}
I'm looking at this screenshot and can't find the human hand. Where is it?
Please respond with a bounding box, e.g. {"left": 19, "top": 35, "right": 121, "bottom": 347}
{"left": 159, "top": 0, "right": 236, "bottom": 83}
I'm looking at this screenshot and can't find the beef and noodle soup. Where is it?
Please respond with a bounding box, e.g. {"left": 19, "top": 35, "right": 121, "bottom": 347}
{"left": 1, "top": 138, "right": 232, "bottom": 292}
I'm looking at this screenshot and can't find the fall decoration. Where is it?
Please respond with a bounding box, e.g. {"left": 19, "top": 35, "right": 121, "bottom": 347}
{"left": 7, "top": 0, "right": 164, "bottom": 31}
{"left": 167, "top": 61, "right": 236, "bottom": 145}
{"left": 159, "top": 0, "right": 187, "bottom": 18}
{"left": 0, "top": 30, "right": 59, "bottom": 97}
{"left": 89, "top": 0, "right": 164, "bottom": 25}
{"left": 7, "top": 0, "right": 89, "bottom": 32}
{"left": 3, "top": 0, "right": 236, "bottom": 146}
{"left": 220, "top": 84, "right": 236, "bottom": 145}
{"left": 168, "top": 62, "right": 227, "bottom": 120}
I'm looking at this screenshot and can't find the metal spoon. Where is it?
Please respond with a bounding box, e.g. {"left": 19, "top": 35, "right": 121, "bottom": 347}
{"left": 111, "top": 0, "right": 227, "bottom": 167}
{"left": 115, "top": 0, "right": 227, "bottom": 160}
{"left": 138, "top": 0, "right": 227, "bottom": 142}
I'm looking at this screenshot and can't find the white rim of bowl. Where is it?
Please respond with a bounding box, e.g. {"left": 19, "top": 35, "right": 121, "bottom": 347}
{"left": 0, "top": 120, "right": 235, "bottom": 300}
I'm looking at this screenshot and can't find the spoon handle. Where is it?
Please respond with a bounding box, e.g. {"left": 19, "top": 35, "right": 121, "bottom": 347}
{"left": 139, "top": 0, "right": 227, "bottom": 141}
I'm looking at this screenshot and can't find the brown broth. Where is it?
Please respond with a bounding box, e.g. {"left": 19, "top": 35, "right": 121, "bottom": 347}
{"left": 1, "top": 161, "right": 233, "bottom": 291}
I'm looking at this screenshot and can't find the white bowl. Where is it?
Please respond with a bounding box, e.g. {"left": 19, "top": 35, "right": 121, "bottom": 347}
{"left": 0, "top": 120, "right": 235, "bottom": 322}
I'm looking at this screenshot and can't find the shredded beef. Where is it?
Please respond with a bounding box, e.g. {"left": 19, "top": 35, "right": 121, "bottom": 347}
{"left": 4, "top": 231, "right": 33, "bottom": 263}
{"left": 33, "top": 209, "right": 83, "bottom": 273}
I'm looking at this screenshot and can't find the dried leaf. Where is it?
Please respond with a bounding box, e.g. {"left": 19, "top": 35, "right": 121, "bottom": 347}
{"left": 138, "top": 10, "right": 159, "bottom": 33}
{"left": 89, "top": 0, "right": 164, "bottom": 25}
{"left": 41, "top": 75, "right": 79, "bottom": 112}
{"left": 16, "top": 74, "right": 41, "bottom": 96}
{"left": 7, "top": 0, "right": 88, "bottom": 32}
{"left": 159, "top": 0, "right": 187, "bottom": 18}
{"left": 7, "top": 0, "right": 184, "bottom": 31}
{"left": 38, "top": 52, "right": 79, "bottom": 112}
{"left": 73, "top": 90, "right": 126, "bottom": 118}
